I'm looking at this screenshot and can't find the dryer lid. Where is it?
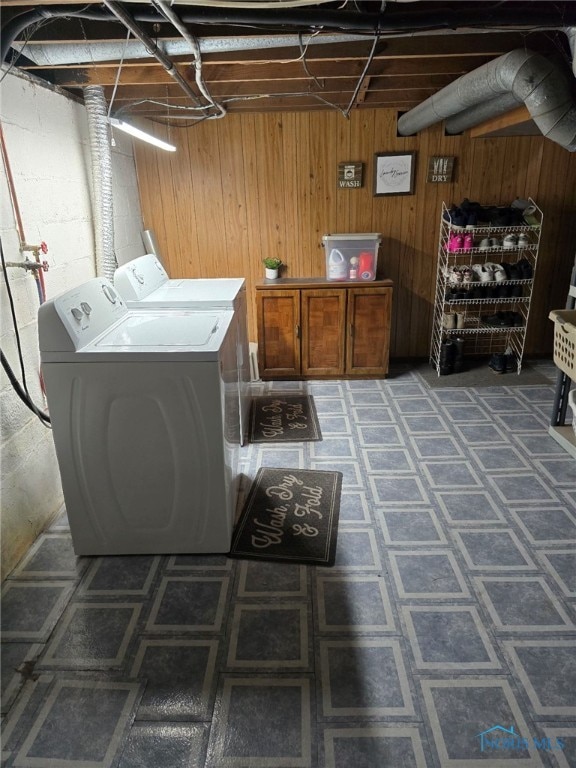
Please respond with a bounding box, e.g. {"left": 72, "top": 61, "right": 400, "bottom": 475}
{"left": 130, "top": 277, "right": 245, "bottom": 308}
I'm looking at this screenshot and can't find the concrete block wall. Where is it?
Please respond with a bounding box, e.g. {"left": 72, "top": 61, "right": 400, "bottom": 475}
{"left": 0, "top": 69, "right": 144, "bottom": 579}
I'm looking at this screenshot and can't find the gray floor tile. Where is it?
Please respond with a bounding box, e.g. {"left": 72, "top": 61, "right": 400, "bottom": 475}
{"left": 8, "top": 534, "right": 88, "bottom": 581}
{"left": 388, "top": 551, "right": 470, "bottom": 599}
{"left": 378, "top": 508, "right": 447, "bottom": 546}
{"left": 207, "top": 676, "right": 313, "bottom": 766}
{"left": 401, "top": 606, "right": 501, "bottom": 670}
{"left": 322, "top": 724, "right": 429, "bottom": 767}
{"left": 130, "top": 638, "right": 218, "bottom": 719}
{"left": 145, "top": 577, "right": 229, "bottom": 632}
{"left": 319, "top": 639, "right": 415, "bottom": 718}
{"left": 503, "top": 640, "right": 576, "bottom": 716}
{"left": 316, "top": 576, "right": 395, "bottom": 633}
{"left": 1, "top": 581, "right": 76, "bottom": 642}
{"left": 78, "top": 555, "right": 161, "bottom": 595}
{"left": 41, "top": 602, "right": 142, "bottom": 669}
{"left": 421, "top": 677, "right": 545, "bottom": 765}
{"left": 226, "top": 603, "right": 309, "bottom": 669}
{"left": 118, "top": 722, "right": 209, "bottom": 768}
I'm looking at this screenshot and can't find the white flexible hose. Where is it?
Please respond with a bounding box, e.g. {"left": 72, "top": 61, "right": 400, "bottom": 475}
{"left": 83, "top": 85, "right": 117, "bottom": 280}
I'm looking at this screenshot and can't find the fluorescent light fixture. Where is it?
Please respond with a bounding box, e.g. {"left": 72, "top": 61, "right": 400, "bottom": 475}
{"left": 109, "top": 117, "right": 176, "bottom": 152}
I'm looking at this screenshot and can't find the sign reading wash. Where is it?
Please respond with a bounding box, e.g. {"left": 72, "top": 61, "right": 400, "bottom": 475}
{"left": 478, "top": 725, "right": 565, "bottom": 753}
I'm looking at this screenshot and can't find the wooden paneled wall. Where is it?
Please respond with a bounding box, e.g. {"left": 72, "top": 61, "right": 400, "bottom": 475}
{"left": 134, "top": 109, "right": 576, "bottom": 358}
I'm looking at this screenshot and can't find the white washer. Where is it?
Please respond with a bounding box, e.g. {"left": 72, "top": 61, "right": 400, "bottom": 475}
{"left": 38, "top": 277, "right": 240, "bottom": 556}
{"left": 114, "top": 254, "right": 251, "bottom": 444}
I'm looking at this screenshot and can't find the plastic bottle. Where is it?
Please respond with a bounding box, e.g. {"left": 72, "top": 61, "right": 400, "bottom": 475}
{"left": 358, "top": 251, "right": 374, "bottom": 280}
{"left": 328, "top": 249, "right": 347, "bottom": 280}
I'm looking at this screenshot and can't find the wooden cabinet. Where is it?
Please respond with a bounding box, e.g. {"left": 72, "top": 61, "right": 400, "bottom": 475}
{"left": 256, "top": 279, "right": 393, "bottom": 379}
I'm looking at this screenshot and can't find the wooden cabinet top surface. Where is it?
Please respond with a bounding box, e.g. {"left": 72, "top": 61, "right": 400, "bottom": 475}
{"left": 256, "top": 278, "right": 394, "bottom": 290}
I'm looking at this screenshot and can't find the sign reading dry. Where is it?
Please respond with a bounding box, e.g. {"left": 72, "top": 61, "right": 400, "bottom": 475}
{"left": 427, "top": 156, "right": 455, "bottom": 183}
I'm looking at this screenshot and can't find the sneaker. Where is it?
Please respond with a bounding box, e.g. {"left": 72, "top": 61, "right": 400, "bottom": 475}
{"left": 517, "top": 232, "right": 530, "bottom": 248}
{"left": 503, "top": 233, "right": 518, "bottom": 249}
{"left": 492, "top": 264, "right": 508, "bottom": 282}
{"left": 448, "top": 267, "right": 463, "bottom": 285}
{"left": 448, "top": 233, "right": 464, "bottom": 252}
{"left": 517, "top": 258, "right": 533, "bottom": 279}
{"left": 442, "top": 313, "right": 456, "bottom": 330}
{"left": 461, "top": 267, "right": 475, "bottom": 283}
{"left": 479, "top": 238, "right": 491, "bottom": 251}
{"left": 488, "top": 353, "right": 506, "bottom": 374}
{"left": 463, "top": 233, "right": 474, "bottom": 252}
{"left": 472, "top": 263, "right": 494, "bottom": 282}
{"left": 489, "top": 237, "right": 501, "bottom": 248}
{"left": 507, "top": 262, "right": 522, "bottom": 280}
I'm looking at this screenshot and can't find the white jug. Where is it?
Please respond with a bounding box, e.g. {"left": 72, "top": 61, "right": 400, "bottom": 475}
{"left": 328, "top": 249, "right": 347, "bottom": 280}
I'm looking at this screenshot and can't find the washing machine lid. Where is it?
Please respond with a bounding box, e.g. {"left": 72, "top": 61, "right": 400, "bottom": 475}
{"left": 78, "top": 309, "right": 235, "bottom": 361}
{"left": 128, "top": 277, "right": 245, "bottom": 309}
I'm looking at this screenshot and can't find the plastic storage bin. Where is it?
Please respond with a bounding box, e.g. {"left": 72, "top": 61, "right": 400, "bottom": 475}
{"left": 549, "top": 309, "right": 576, "bottom": 379}
{"left": 322, "top": 233, "right": 381, "bottom": 281}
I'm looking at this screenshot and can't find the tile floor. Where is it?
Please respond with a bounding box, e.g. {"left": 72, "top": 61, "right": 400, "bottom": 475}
{"left": 2, "top": 364, "right": 576, "bottom": 768}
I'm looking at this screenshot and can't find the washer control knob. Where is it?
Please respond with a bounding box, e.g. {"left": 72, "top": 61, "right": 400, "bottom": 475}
{"left": 71, "top": 307, "right": 83, "bottom": 322}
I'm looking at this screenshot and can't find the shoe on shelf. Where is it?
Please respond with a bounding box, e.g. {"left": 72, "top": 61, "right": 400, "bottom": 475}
{"left": 479, "top": 237, "right": 491, "bottom": 251}
{"left": 461, "top": 267, "right": 475, "bottom": 283}
{"left": 503, "top": 233, "right": 518, "bottom": 249}
{"left": 517, "top": 258, "right": 533, "bottom": 279}
{"left": 488, "top": 353, "right": 506, "bottom": 374}
{"left": 492, "top": 264, "right": 508, "bottom": 282}
{"left": 448, "top": 267, "right": 464, "bottom": 285}
{"left": 517, "top": 232, "right": 530, "bottom": 248}
{"left": 489, "top": 237, "right": 501, "bottom": 248}
{"left": 463, "top": 233, "right": 475, "bottom": 251}
{"left": 443, "top": 312, "right": 456, "bottom": 330}
{"left": 448, "top": 233, "right": 464, "bottom": 252}
{"left": 472, "top": 263, "right": 494, "bottom": 282}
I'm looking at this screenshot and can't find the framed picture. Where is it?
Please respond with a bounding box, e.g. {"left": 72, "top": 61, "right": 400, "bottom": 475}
{"left": 373, "top": 152, "right": 416, "bottom": 196}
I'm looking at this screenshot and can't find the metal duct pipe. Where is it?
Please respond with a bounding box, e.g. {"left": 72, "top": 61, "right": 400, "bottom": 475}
{"left": 398, "top": 49, "right": 576, "bottom": 151}
{"left": 83, "top": 85, "right": 116, "bottom": 280}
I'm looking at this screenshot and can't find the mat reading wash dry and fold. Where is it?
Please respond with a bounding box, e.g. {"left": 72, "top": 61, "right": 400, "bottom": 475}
{"left": 249, "top": 395, "right": 322, "bottom": 443}
{"left": 229, "top": 468, "right": 342, "bottom": 566}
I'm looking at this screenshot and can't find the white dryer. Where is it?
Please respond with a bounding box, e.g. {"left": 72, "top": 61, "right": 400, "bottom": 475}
{"left": 114, "top": 254, "right": 251, "bottom": 444}
{"left": 38, "top": 278, "right": 240, "bottom": 556}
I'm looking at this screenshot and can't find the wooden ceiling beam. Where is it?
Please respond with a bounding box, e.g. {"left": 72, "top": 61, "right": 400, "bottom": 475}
{"left": 469, "top": 105, "right": 540, "bottom": 137}
{"left": 32, "top": 54, "right": 491, "bottom": 87}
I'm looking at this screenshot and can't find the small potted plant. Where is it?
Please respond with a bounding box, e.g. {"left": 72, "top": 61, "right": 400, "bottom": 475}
{"left": 263, "top": 257, "right": 283, "bottom": 280}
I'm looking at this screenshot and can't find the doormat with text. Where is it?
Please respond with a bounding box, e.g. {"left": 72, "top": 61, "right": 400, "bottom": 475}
{"left": 229, "top": 468, "right": 342, "bottom": 566}
{"left": 249, "top": 395, "right": 322, "bottom": 443}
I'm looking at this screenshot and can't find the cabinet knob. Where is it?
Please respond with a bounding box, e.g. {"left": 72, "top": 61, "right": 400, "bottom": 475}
{"left": 295, "top": 324, "right": 300, "bottom": 338}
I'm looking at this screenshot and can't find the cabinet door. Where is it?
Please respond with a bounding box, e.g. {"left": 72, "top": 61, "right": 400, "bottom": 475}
{"left": 346, "top": 287, "right": 392, "bottom": 375}
{"left": 257, "top": 290, "right": 301, "bottom": 378}
{"left": 301, "top": 289, "right": 346, "bottom": 376}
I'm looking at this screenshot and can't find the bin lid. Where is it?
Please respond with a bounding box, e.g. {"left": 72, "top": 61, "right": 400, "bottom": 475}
{"left": 322, "top": 233, "right": 381, "bottom": 243}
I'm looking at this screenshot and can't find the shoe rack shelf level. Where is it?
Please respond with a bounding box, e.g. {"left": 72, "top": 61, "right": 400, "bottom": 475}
{"left": 430, "top": 200, "right": 543, "bottom": 375}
